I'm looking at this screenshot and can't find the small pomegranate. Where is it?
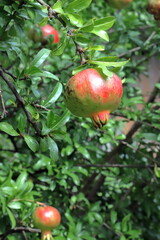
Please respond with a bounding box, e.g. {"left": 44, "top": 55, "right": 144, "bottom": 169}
{"left": 107, "top": 0, "right": 133, "bottom": 9}
{"left": 64, "top": 69, "right": 123, "bottom": 128}
{"left": 146, "top": 0, "right": 160, "bottom": 20}
{"left": 29, "top": 24, "right": 60, "bottom": 44}
{"left": 32, "top": 206, "right": 61, "bottom": 240}
{"left": 41, "top": 24, "right": 60, "bottom": 43}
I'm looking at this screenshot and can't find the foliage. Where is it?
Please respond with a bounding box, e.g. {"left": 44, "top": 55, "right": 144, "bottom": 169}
{"left": 0, "top": 0, "right": 160, "bottom": 239}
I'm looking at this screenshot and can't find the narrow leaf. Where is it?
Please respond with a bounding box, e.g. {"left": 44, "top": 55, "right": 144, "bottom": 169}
{"left": 31, "top": 48, "right": 51, "bottom": 67}
{"left": 89, "top": 59, "right": 129, "bottom": 67}
{"left": 51, "top": 109, "right": 70, "bottom": 130}
{"left": 65, "top": 0, "right": 92, "bottom": 13}
{"left": 24, "top": 135, "right": 39, "bottom": 152}
{"left": 43, "top": 82, "right": 63, "bottom": 106}
{"left": 32, "top": 71, "right": 59, "bottom": 80}
{"left": 0, "top": 122, "right": 19, "bottom": 136}
{"left": 52, "top": 0, "right": 64, "bottom": 13}
{"left": 26, "top": 105, "right": 39, "bottom": 120}
{"left": 154, "top": 164, "right": 160, "bottom": 178}
{"left": 6, "top": 208, "right": 16, "bottom": 228}
{"left": 47, "top": 136, "right": 59, "bottom": 161}
{"left": 91, "top": 30, "right": 109, "bottom": 41}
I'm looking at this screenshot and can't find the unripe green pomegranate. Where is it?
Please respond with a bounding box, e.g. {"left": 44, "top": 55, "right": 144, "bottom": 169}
{"left": 64, "top": 69, "right": 123, "bottom": 128}
{"left": 107, "top": 0, "right": 133, "bottom": 9}
{"left": 32, "top": 206, "right": 61, "bottom": 240}
{"left": 146, "top": 0, "right": 160, "bottom": 20}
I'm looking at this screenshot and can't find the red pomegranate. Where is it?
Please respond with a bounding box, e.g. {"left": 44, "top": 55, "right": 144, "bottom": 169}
{"left": 32, "top": 206, "right": 61, "bottom": 240}
{"left": 107, "top": 0, "right": 133, "bottom": 9}
{"left": 41, "top": 24, "right": 60, "bottom": 43}
{"left": 64, "top": 69, "right": 123, "bottom": 128}
{"left": 146, "top": 0, "right": 160, "bottom": 20}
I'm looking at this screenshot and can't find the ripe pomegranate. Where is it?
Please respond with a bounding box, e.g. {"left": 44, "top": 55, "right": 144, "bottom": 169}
{"left": 107, "top": 0, "right": 133, "bottom": 9}
{"left": 41, "top": 24, "right": 60, "bottom": 43}
{"left": 29, "top": 24, "right": 60, "bottom": 44}
{"left": 32, "top": 206, "right": 61, "bottom": 240}
{"left": 64, "top": 69, "right": 123, "bottom": 128}
{"left": 146, "top": 0, "right": 160, "bottom": 20}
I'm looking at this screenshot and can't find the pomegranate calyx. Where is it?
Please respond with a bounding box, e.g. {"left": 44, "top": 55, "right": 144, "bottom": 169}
{"left": 91, "top": 111, "right": 110, "bottom": 128}
{"left": 41, "top": 230, "right": 54, "bottom": 240}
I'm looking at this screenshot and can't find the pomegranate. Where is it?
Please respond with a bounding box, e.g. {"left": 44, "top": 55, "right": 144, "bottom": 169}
{"left": 29, "top": 24, "right": 60, "bottom": 44}
{"left": 32, "top": 206, "right": 61, "bottom": 240}
{"left": 64, "top": 69, "right": 123, "bottom": 128}
{"left": 107, "top": 0, "right": 133, "bottom": 9}
{"left": 146, "top": 0, "right": 160, "bottom": 20}
{"left": 41, "top": 24, "right": 60, "bottom": 43}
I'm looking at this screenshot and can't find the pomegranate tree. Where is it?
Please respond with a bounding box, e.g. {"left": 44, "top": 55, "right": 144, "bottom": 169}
{"left": 146, "top": 0, "right": 160, "bottom": 20}
{"left": 64, "top": 69, "right": 123, "bottom": 128}
{"left": 32, "top": 206, "right": 61, "bottom": 240}
{"left": 107, "top": 0, "right": 133, "bottom": 9}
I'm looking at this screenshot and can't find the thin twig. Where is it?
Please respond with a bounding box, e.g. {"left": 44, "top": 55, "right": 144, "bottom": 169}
{"left": 0, "top": 86, "right": 7, "bottom": 119}
{"left": 103, "top": 222, "right": 122, "bottom": 237}
{"left": 72, "top": 39, "right": 87, "bottom": 65}
{"left": 0, "top": 67, "right": 42, "bottom": 136}
{"left": 77, "top": 164, "right": 154, "bottom": 168}
{"left": 0, "top": 227, "right": 40, "bottom": 240}
{"left": 36, "top": 0, "right": 66, "bottom": 27}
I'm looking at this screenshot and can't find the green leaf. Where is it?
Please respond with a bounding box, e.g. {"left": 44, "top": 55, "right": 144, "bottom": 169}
{"left": 26, "top": 104, "right": 39, "bottom": 120}
{"left": 40, "top": 138, "right": 49, "bottom": 152}
{"left": 16, "top": 172, "right": 28, "bottom": 189}
{"left": 120, "top": 236, "right": 126, "bottom": 240}
{"left": 78, "top": 19, "right": 94, "bottom": 32}
{"left": 72, "top": 65, "right": 87, "bottom": 75}
{"left": 141, "top": 133, "right": 158, "bottom": 141}
{"left": 111, "top": 210, "right": 117, "bottom": 224}
{"left": 26, "top": 66, "right": 43, "bottom": 75}
{"left": 43, "top": 82, "right": 63, "bottom": 106}
{"left": 93, "top": 17, "right": 115, "bottom": 31}
{"left": 24, "top": 135, "right": 39, "bottom": 152}
{"left": 65, "top": 0, "right": 92, "bottom": 13}
{"left": 52, "top": 37, "right": 67, "bottom": 56}
{"left": 86, "top": 45, "right": 105, "bottom": 51}
{"left": 51, "top": 109, "right": 70, "bottom": 130}
{"left": 8, "top": 201, "right": 22, "bottom": 209}
{"left": 154, "top": 164, "right": 160, "bottom": 178}
{"left": 91, "top": 29, "right": 109, "bottom": 41}
{"left": 32, "top": 71, "right": 59, "bottom": 80}
{"left": 47, "top": 110, "right": 55, "bottom": 128}
{"left": 96, "top": 66, "right": 113, "bottom": 77}
{"left": 6, "top": 207, "right": 16, "bottom": 228}
{"left": 31, "top": 48, "right": 51, "bottom": 67}
{"left": 39, "top": 17, "right": 49, "bottom": 27}
{"left": 67, "top": 13, "right": 83, "bottom": 27}
{"left": 115, "top": 134, "right": 126, "bottom": 140}
{"left": 47, "top": 136, "right": 59, "bottom": 161}
{"left": 89, "top": 59, "right": 129, "bottom": 67}
{"left": 0, "top": 122, "right": 19, "bottom": 136}
{"left": 52, "top": 0, "right": 64, "bottom": 13}
{"left": 155, "top": 83, "right": 160, "bottom": 89}
{"left": 16, "top": 113, "right": 27, "bottom": 132}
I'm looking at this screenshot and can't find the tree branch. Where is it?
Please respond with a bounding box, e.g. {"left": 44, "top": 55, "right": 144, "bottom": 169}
{"left": 0, "top": 227, "right": 40, "bottom": 240}
{"left": 36, "top": 0, "right": 66, "bottom": 27}
{"left": 0, "top": 67, "right": 42, "bottom": 136}
{"left": 77, "top": 164, "right": 154, "bottom": 168}
{"left": 0, "top": 86, "right": 7, "bottom": 119}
